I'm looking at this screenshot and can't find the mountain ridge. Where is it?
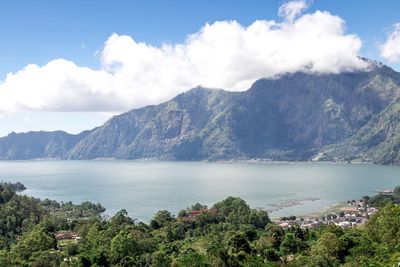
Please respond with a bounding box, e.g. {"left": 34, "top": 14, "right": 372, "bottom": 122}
{"left": 1, "top": 61, "right": 400, "bottom": 164}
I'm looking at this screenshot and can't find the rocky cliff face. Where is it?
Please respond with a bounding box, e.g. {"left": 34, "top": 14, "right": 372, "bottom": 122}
{"left": 1, "top": 62, "right": 400, "bottom": 164}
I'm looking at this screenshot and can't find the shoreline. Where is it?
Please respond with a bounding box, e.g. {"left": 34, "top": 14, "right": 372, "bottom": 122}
{"left": 0, "top": 158, "right": 379, "bottom": 166}
{"left": 294, "top": 202, "right": 348, "bottom": 219}
{"left": 268, "top": 199, "right": 348, "bottom": 220}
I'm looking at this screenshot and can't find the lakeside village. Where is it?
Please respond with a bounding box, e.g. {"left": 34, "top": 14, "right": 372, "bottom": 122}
{"left": 273, "top": 197, "right": 379, "bottom": 230}
{"left": 270, "top": 188, "right": 399, "bottom": 229}
{"left": 53, "top": 190, "right": 393, "bottom": 247}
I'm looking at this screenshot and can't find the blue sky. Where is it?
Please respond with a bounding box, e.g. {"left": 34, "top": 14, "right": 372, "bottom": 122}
{"left": 1, "top": 0, "right": 400, "bottom": 136}
{"left": 1, "top": 0, "right": 400, "bottom": 77}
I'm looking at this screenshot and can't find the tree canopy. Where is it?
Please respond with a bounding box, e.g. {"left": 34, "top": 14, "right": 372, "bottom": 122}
{"left": 0, "top": 183, "right": 399, "bottom": 266}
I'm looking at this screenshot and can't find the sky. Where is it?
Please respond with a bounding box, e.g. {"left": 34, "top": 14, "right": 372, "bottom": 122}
{"left": 1, "top": 0, "right": 400, "bottom": 137}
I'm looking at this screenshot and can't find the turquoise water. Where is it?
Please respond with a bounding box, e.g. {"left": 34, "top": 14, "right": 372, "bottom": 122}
{"left": 0, "top": 161, "right": 399, "bottom": 221}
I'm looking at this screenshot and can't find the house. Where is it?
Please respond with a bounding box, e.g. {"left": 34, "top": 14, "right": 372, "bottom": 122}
{"left": 55, "top": 231, "right": 80, "bottom": 241}
{"left": 336, "top": 221, "right": 351, "bottom": 228}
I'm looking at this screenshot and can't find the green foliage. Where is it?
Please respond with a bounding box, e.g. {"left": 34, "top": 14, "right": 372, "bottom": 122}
{"left": 110, "top": 230, "right": 139, "bottom": 264}
{"left": 264, "top": 224, "right": 285, "bottom": 249}
{"left": 29, "top": 250, "right": 64, "bottom": 267}
{"left": 364, "top": 203, "right": 400, "bottom": 250}
{"left": 111, "top": 209, "right": 135, "bottom": 226}
{"left": 0, "top": 181, "right": 26, "bottom": 193}
{"left": 280, "top": 232, "right": 303, "bottom": 255}
{"left": 248, "top": 209, "right": 270, "bottom": 229}
{"left": 0, "top": 191, "right": 399, "bottom": 266}
{"left": 213, "top": 196, "right": 270, "bottom": 228}
{"left": 174, "top": 249, "right": 208, "bottom": 267}
{"left": 226, "top": 231, "right": 252, "bottom": 256}
{"left": 151, "top": 210, "right": 174, "bottom": 229}
{"left": 151, "top": 250, "right": 172, "bottom": 267}
{"left": 311, "top": 232, "right": 341, "bottom": 265}
{"left": 177, "top": 209, "right": 187, "bottom": 218}
{"left": 213, "top": 197, "right": 250, "bottom": 220}
{"left": 11, "top": 224, "right": 57, "bottom": 260}
{"left": 0, "top": 189, "right": 47, "bottom": 248}
{"left": 369, "top": 192, "right": 400, "bottom": 207}
{"left": 191, "top": 203, "right": 207, "bottom": 211}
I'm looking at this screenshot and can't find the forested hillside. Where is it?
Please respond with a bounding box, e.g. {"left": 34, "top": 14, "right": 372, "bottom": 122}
{"left": 0, "top": 182, "right": 400, "bottom": 266}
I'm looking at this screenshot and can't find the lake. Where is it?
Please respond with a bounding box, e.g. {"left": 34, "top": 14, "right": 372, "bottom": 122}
{"left": 0, "top": 161, "right": 399, "bottom": 221}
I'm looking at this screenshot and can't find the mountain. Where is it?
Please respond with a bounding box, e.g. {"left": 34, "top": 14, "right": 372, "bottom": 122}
{"left": 1, "top": 61, "right": 400, "bottom": 163}
{"left": 0, "top": 130, "right": 90, "bottom": 160}
{"left": 322, "top": 99, "right": 400, "bottom": 164}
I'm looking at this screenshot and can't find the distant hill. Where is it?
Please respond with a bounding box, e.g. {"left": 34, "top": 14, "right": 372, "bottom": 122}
{"left": 1, "top": 60, "right": 400, "bottom": 164}
{"left": 0, "top": 130, "right": 90, "bottom": 160}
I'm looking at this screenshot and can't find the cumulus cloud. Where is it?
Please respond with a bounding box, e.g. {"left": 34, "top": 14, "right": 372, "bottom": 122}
{"left": 0, "top": 1, "right": 368, "bottom": 113}
{"left": 380, "top": 23, "right": 400, "bottom": 62}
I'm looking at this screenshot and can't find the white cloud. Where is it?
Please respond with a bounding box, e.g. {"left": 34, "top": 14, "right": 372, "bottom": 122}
{"left": 380, "top": 23, "right": 400, "bottom": 62}
{"left": 0, "top": 1, "right": 368, "bottom": 113}
{"left": 278, "top": 0, "right": 310, "bottom": 22}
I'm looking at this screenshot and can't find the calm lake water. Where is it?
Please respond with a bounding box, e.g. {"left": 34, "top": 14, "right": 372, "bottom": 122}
{"left": 0, "top": 161, "right": 399, "bottom": 221}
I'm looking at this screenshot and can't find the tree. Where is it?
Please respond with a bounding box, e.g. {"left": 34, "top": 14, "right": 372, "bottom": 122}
{"left": 0, "top": 185, "right": 15, "bottom": 203}
{"left": 151, "top": 210, "right": 174, "bottom": 229}
{"left": 110, "top": 230, "right": 139, "bottom": 264}
{"left": 205, "top": 234, "right": 230, "bottom": 266}
{"left": 227, "top": 232, "right": 252, "bottom": 256}
{"left": 29, "top": 250, "right": 63, "bottom": 267}
{"left": 191, "top": 203, "right": 207, "bottom": 211}
{"left": 178, "top": 209, "right": 187, "bottom": 218}
{"left": 0, "top": 250, "right": 16, "bottom": 266}
{"left": 248, "top": 209, "right": 270, "bottom": 229}
{"left": 213, "top": 197, "right": 251, "bottom": 225}
{"left": 111, "top": 209, "right": 134, "bottom": 226}
{"left": 166, "top": 222, "right": 186, "bottom": 241}
{"left": 151, "top": 251, "right": 171, "bottom": 267}
{"left": 223, "top": 232, "right": 253, "bottom": 265}
{"left": 280, "top": 232, "right": 302, "bottom": 255}
{"left": 394, "top": 186, "right": 400, "bottom": 195}
{"left": 264, "top": 224, "right": 284, "bottom": 249}
{"left": 11, "top": 225, "right": 56, "bottom": 261}
{"left": 310, "top": 232, "right": 340, "bottom": 264}
{"left": 364, "top": 203, "right": 400, "bottom": 250}
{"left": 263, "top": 248, "right": 280, "bottom": 262}
{"left": 175, "top": 249, "right": 208, "bottom": 267}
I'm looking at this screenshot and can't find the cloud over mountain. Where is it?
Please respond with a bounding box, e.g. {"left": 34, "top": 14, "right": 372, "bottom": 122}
{"left": 0, "top": 1, "right": 368, "bottom": 113}
{"left": 380, "top": 23, "right": 400, "bottom": 63}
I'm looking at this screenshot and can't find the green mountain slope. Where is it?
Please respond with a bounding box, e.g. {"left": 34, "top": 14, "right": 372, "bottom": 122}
{"left": 322, "top": 99, "right": 400, "bottom": 164}
{"left": 1, "top": 61, "right": 400, "bottom": 163}
{"left": 0, "top": 130, "right": 90, "bottom": 160}
{"left": 69, "top": 63, "right": 400, "bottom": 161}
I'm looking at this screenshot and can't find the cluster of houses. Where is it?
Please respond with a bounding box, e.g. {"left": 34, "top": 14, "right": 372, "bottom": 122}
{"left": 276, "top": 199, "right": 378, "bottom": 229}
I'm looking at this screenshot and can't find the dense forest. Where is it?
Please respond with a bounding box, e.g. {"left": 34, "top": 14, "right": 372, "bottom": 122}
{"left": 0, "top": 182, "right": 399, "bottom": 266}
